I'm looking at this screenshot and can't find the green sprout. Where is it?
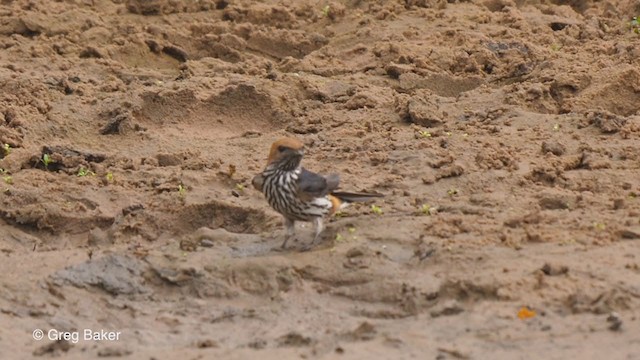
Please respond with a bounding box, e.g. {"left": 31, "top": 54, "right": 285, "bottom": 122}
{"left": 3, "top": 176, "right": 12, "bottom": 185}
{"left": 322, "top": 5, "right": 330, "bottom": 17}
{"left": 371, "top": 204, "right": 383, "bottom": 215}
{"left": 335, "top": 233, "right": 344, "bottom": 242}
{"left": 593, "top": 222, "right": 606, "bottom": 231}
{"left": 77, "top": 167, "right": 95, "bottom": 177}
{"left": 550, "top": 44, "right": 562, "bottom": 51}
{"left": 41, "top": 153, "right": 54, "bottom": 169}
{"left": 447, "top": 188, "right": 458, "bottom": 196}
{"left": 631, "top": 16, "right": 640, "bottom": 34}
{"left": 553, "top": 123, "right": 560, "bottom": 131}
{"left": 420, "top": 204, "right": 431, "bottom": 215}
{"left": 334, "top": 210, "right": 346, "bottom": 218}
{"left": 3, "top": 143, "right": 10, "bottom": 156}
{"left": 348, "top": 227, "right": 356, "bottom": 234}
{"left": 418, "top": 130, "right": 431, "bottom": 138}
{"left": 178, "top": 184, "right": 186, "bottom": 196}
{"left": 105, "top": 172, "right": 114, "bottom": 182}
{"left": 235, "top": 184, "right": 245, "bottom": 191}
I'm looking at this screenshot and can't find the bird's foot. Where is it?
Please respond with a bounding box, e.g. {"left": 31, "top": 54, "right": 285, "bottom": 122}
{"left": 274, "top": 236, "right": 296, "bottom": 251}
{"left": 300, "top": 243, "right": 314, "bottom": 252}
{"left": 301, "top": 236, "right": 322, "bottom": 252}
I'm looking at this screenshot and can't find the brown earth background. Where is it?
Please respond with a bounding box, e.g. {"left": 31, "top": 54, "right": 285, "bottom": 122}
{"left": 0, "top": 0, "right": 639, "bottom": 358}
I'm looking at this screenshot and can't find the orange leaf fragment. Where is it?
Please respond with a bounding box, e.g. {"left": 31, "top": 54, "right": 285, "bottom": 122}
{"left": 517, "top": 306, "right": 536, "bottom": 320}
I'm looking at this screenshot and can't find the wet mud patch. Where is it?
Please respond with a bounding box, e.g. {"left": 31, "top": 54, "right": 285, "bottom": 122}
{"left": 50, "top": 254, "right": 150, "bottom": 295}
{"left": 171, "top": 200, "right": 273, "bottom": 235}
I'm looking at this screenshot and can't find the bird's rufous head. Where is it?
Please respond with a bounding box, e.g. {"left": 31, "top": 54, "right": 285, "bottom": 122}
{"left": 266, "top": 137, "right": 305, "bottom": 170}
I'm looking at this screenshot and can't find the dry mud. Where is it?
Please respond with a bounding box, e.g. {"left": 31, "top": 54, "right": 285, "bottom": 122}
{"left": 0, "top": 0, "right": 639, "bottom": 358}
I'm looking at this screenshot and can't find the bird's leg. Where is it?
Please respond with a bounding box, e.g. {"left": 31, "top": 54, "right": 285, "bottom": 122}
{"left": 281, "top": 217, "right": 295, "bottom": 248}
{"left": 303, "top": 217, "right": 325, "bottom": 251}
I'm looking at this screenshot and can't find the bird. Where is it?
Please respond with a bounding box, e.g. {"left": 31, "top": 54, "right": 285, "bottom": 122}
{"left": 252, "top": 137, "right": 383, "bottom": 249}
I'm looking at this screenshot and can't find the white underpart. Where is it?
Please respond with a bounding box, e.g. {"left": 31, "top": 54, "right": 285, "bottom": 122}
{"left": 307, "top": 196, "right": 333, "bottom": 216}
{"left": 337, "top": 201, "right": 350, "bottom": 211}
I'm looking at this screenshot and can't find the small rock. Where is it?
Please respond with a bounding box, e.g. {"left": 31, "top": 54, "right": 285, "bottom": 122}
{"left": 421, "top": 175, "right": 436, "bottom": 184}
{"left": 541, "top": 263, "right": 569, "bottom": 276}
{"left": 435, "top": 164, "right": 464, "bottom": 180}
{"left": 179, "top": 237, "right": 198, "bottom": 252}
{"left": 586, "top": 111, "right": 627, "bottom": 133}
{"left": 346, "top": 246, "right": 366, "bottom": 258}
{"left": 347, "top": 322, "right": 376, "bottom": 341}
{"left": 200, "top": 239, "right": 215, "bottom": 248}
{"left": 538, "top": 196, "right": 570, "bottom": 210}
{"left": 541, "top": 141, "right": 566, "bottom": 156}
{"left": 398, "top": 72, "right": 426, "bottom": 91}
{"left": 277, "top": 332, "right": 313, "bottom": 347}
{"left": 385, "top": 63, "right": 414, "bottom": 79}
{"left": 195, "top": 339, "right": 218, "bottom": 348}
{"left": 618, "top": 227, "right": 640, "bottom": 240}
{"left": 406, "top": 98, "right": 443, "bottom": 127}
{"left": 430, "top": 300, "right": 464, "bottom": 317}
{"left": 613, "top": 198, "right": 625, "bottom": 210}
{"left": 154, "top": 266, "right": 198, "bottom": 285}
{"left": 156, "top": 153, "right": 182, "bottom": 167}
{"left": 607, "top": 312, "right": 622, "bottom": 331}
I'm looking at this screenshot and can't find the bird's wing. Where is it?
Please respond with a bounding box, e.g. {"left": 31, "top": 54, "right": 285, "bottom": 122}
{"left": 297, "top": 168, "right": 340, "bottom": 201}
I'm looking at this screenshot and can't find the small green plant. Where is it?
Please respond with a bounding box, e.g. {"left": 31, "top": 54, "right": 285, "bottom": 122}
{"left": 335, "top": 233, "right": 344, "bottom": 242}
{"left": 593, "top": 222, "right": 606, "bottom": 231}
{"left": 3, "top": 176, "right": 12, "bottom": 185}
{"left": 631, "top": 16, "right": 640, "bottom": 34}
{"left": 41, "top": 154, "right": 54, "bottom": 169}
{"left": 447, "top": 188, "right": 458, "bottom": 196}
{"left": 418, "top": 130, "right": 432, "bottom": 138}
{"left": 322, "top": 5, "right": 330, "bottom": 17}
{"left": 235, "top": 183, "right": 245, "bottom": 191}
{"left": 77, "top": 167, "right": 95, "bottom": 177}
{"left": 3, "top": 143, "right": 10, "bottom": 156}
{"left": 178, "top": 184, "right": 186, "bottom": 196}
{"left": 420, "top": 204, "right": 431, "bottom": 215}
{"left": 105, "top": 172, "right": 114, "bottom": 182}
{"left": 348, "top": 227, "right": 356, "bottom": 234}
{"left": 371, "top": 204, "right": 383, "bottom": 215}
{"left": 553, "top": 123, "right": 560, "bottom": 131}
{"left": 550, "top": 43, "right": 562, "bottom": 51}
{"left": 334, "top": 210, "right": 346, "bottom": 218}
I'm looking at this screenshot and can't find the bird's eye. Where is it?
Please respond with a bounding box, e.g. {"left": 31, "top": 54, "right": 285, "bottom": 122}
{"left": 277, "top": 145, "right": 287, "bottom": 152}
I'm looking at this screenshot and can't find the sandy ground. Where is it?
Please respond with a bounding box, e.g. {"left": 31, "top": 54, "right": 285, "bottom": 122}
{"left": 0, "top": 0, "right": 639, "bottom": 358}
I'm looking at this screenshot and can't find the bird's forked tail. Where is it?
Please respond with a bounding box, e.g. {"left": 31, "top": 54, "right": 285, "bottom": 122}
{"left": 328, "top": 191, "right": 384, "bottom": 214}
